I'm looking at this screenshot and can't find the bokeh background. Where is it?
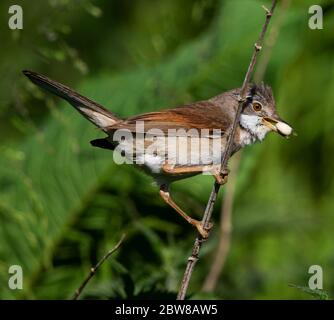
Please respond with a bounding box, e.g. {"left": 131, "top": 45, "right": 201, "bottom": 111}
{"left": 0, "top": 0, "right": 333, "bottom": 299}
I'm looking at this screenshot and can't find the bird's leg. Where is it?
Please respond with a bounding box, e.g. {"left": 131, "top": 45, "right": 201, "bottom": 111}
{"left": 162, "top": 163, "right": 210, "bottom": 175}
{"left": 159, "top": 184, "right": 212, "bottom": 239}
{"left": 162, "top": 163, "right": 229, "bottom": 185}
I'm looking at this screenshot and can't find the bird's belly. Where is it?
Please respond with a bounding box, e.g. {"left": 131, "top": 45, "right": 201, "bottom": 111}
{"left": 113, "top": 136, "right": 227, "bottom": 175}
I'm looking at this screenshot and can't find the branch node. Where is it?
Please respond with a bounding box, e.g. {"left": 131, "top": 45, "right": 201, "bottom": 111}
{"left": 262, "top": 5, "right": 272, "bottom": 17}
{"left": 255, "top": 43, "right": 262, "bottom": 51}
{"left": 188, "top": 256, "right": 198, "bottom": 263}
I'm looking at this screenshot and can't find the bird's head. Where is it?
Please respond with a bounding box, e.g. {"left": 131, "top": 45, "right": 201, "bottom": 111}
{"left": 239, "top": 83, "right": 294, "bottom": 141}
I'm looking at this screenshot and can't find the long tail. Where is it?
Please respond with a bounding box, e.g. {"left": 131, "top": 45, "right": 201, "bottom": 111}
{"left": 23, "top": 70, "right": 120, "bottom": 129}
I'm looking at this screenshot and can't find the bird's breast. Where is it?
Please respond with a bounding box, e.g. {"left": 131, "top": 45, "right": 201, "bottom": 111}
{"left": 238, "top": 128, "right": 257, "bottom": 147}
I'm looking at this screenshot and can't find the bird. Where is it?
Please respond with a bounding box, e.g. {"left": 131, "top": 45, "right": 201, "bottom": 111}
{"left": 23, "top": 70, "right": 293, "bottom": 238}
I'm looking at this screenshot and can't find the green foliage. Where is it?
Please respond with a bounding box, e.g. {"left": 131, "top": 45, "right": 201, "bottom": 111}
{"left": 289, "top": 284, "right": 330, "bottom": 300}
{"left": 0, "top": 0, "right": 333, "bottom": 299}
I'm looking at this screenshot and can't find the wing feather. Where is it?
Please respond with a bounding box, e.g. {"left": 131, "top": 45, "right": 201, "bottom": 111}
{"left": 106, "top": 101, "right": 232, "bottom": 137}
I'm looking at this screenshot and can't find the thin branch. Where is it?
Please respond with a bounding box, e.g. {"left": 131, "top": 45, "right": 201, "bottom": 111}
{"left": 202, "top": 153, "right": 241, "bottom": 292}
{"left": 254, "top": 0, "right": 291, "bottom": 83}
{"left": 202, "top": 0, "right": 291, "bottom": 293}
{"left": 72, "top": 234, "right": 126, "bottom": 300}
{"left": 177, "top": 0, "right": 278, "bottom": 300}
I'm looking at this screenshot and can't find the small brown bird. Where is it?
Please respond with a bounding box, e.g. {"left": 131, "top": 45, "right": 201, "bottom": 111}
{"left": 23, "top": 70, "right": 293, "bottom": 238}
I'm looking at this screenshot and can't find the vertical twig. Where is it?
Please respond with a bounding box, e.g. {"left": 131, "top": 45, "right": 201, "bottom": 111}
{"left": 72, "top": 234, "right": 126, "bottom": 300}
{"left": 254, "top": 0, "right": 291, "bottom": 83}
{"left": 177, "top": 0, "right": 278, "bottom": 300}
{"left": 202, "top": 153, "right": 241, "bottom": 292}
{"left": 202, "top": 0, "right": 291, "bottom": 293}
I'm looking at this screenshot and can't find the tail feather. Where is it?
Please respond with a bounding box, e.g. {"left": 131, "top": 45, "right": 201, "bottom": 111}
{"left": 90, "top": 138, "right": 115, "bottom": 150}
{"left": 23, "top": 70, "right": 120, "bottom": 129}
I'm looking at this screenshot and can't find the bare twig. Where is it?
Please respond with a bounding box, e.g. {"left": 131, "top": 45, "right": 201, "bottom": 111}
{"left": 177, "top": 0, "right": 278, "bottom": 300}
{"left": 202, "top": 0, "right": 291, "bottom": 293}
{"left": 202, "top": 153, "right": 241, "bottom": 292}
{"left": 72, "top": 234, "right": 126, "bottom": 300}
{"left": 254, "top": 0, "right": 291, "bottom": 82}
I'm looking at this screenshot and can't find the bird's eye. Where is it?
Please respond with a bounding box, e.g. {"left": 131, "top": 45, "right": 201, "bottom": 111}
{"left": 252, "top": 102, "right": 262, "bottom": 112}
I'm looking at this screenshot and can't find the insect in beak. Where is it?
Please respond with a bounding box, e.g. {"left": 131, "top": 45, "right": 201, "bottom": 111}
{"left": 262, "top": 117, "right": 294, "bottom": 138}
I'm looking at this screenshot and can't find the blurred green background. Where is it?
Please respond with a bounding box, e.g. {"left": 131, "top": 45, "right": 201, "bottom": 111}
{"left": 0, "top": 0, "right": 333, "bottom": 299}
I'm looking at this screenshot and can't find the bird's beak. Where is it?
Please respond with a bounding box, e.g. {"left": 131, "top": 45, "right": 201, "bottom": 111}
{"left": 262, "top": 117, "right": 294, "bottom": 138}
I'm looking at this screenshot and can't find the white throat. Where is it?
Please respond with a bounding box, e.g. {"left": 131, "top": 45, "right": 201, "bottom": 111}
{"left": 239, "top": 114, "right": 271, "bottom": 146}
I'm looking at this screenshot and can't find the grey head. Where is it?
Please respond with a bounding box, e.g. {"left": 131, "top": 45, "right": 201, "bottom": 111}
{"left": 238, "top": 83, "right": 293, "bottom": 142}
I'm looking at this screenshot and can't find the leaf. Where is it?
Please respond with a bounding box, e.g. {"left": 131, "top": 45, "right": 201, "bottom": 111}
{"left": 289, "top": 284, "right": 330, "bottom": 300}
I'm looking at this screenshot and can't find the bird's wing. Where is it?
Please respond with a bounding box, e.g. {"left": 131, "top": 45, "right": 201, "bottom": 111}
{"left": 106, "top": 100, "right": 232, "bottom": 137}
